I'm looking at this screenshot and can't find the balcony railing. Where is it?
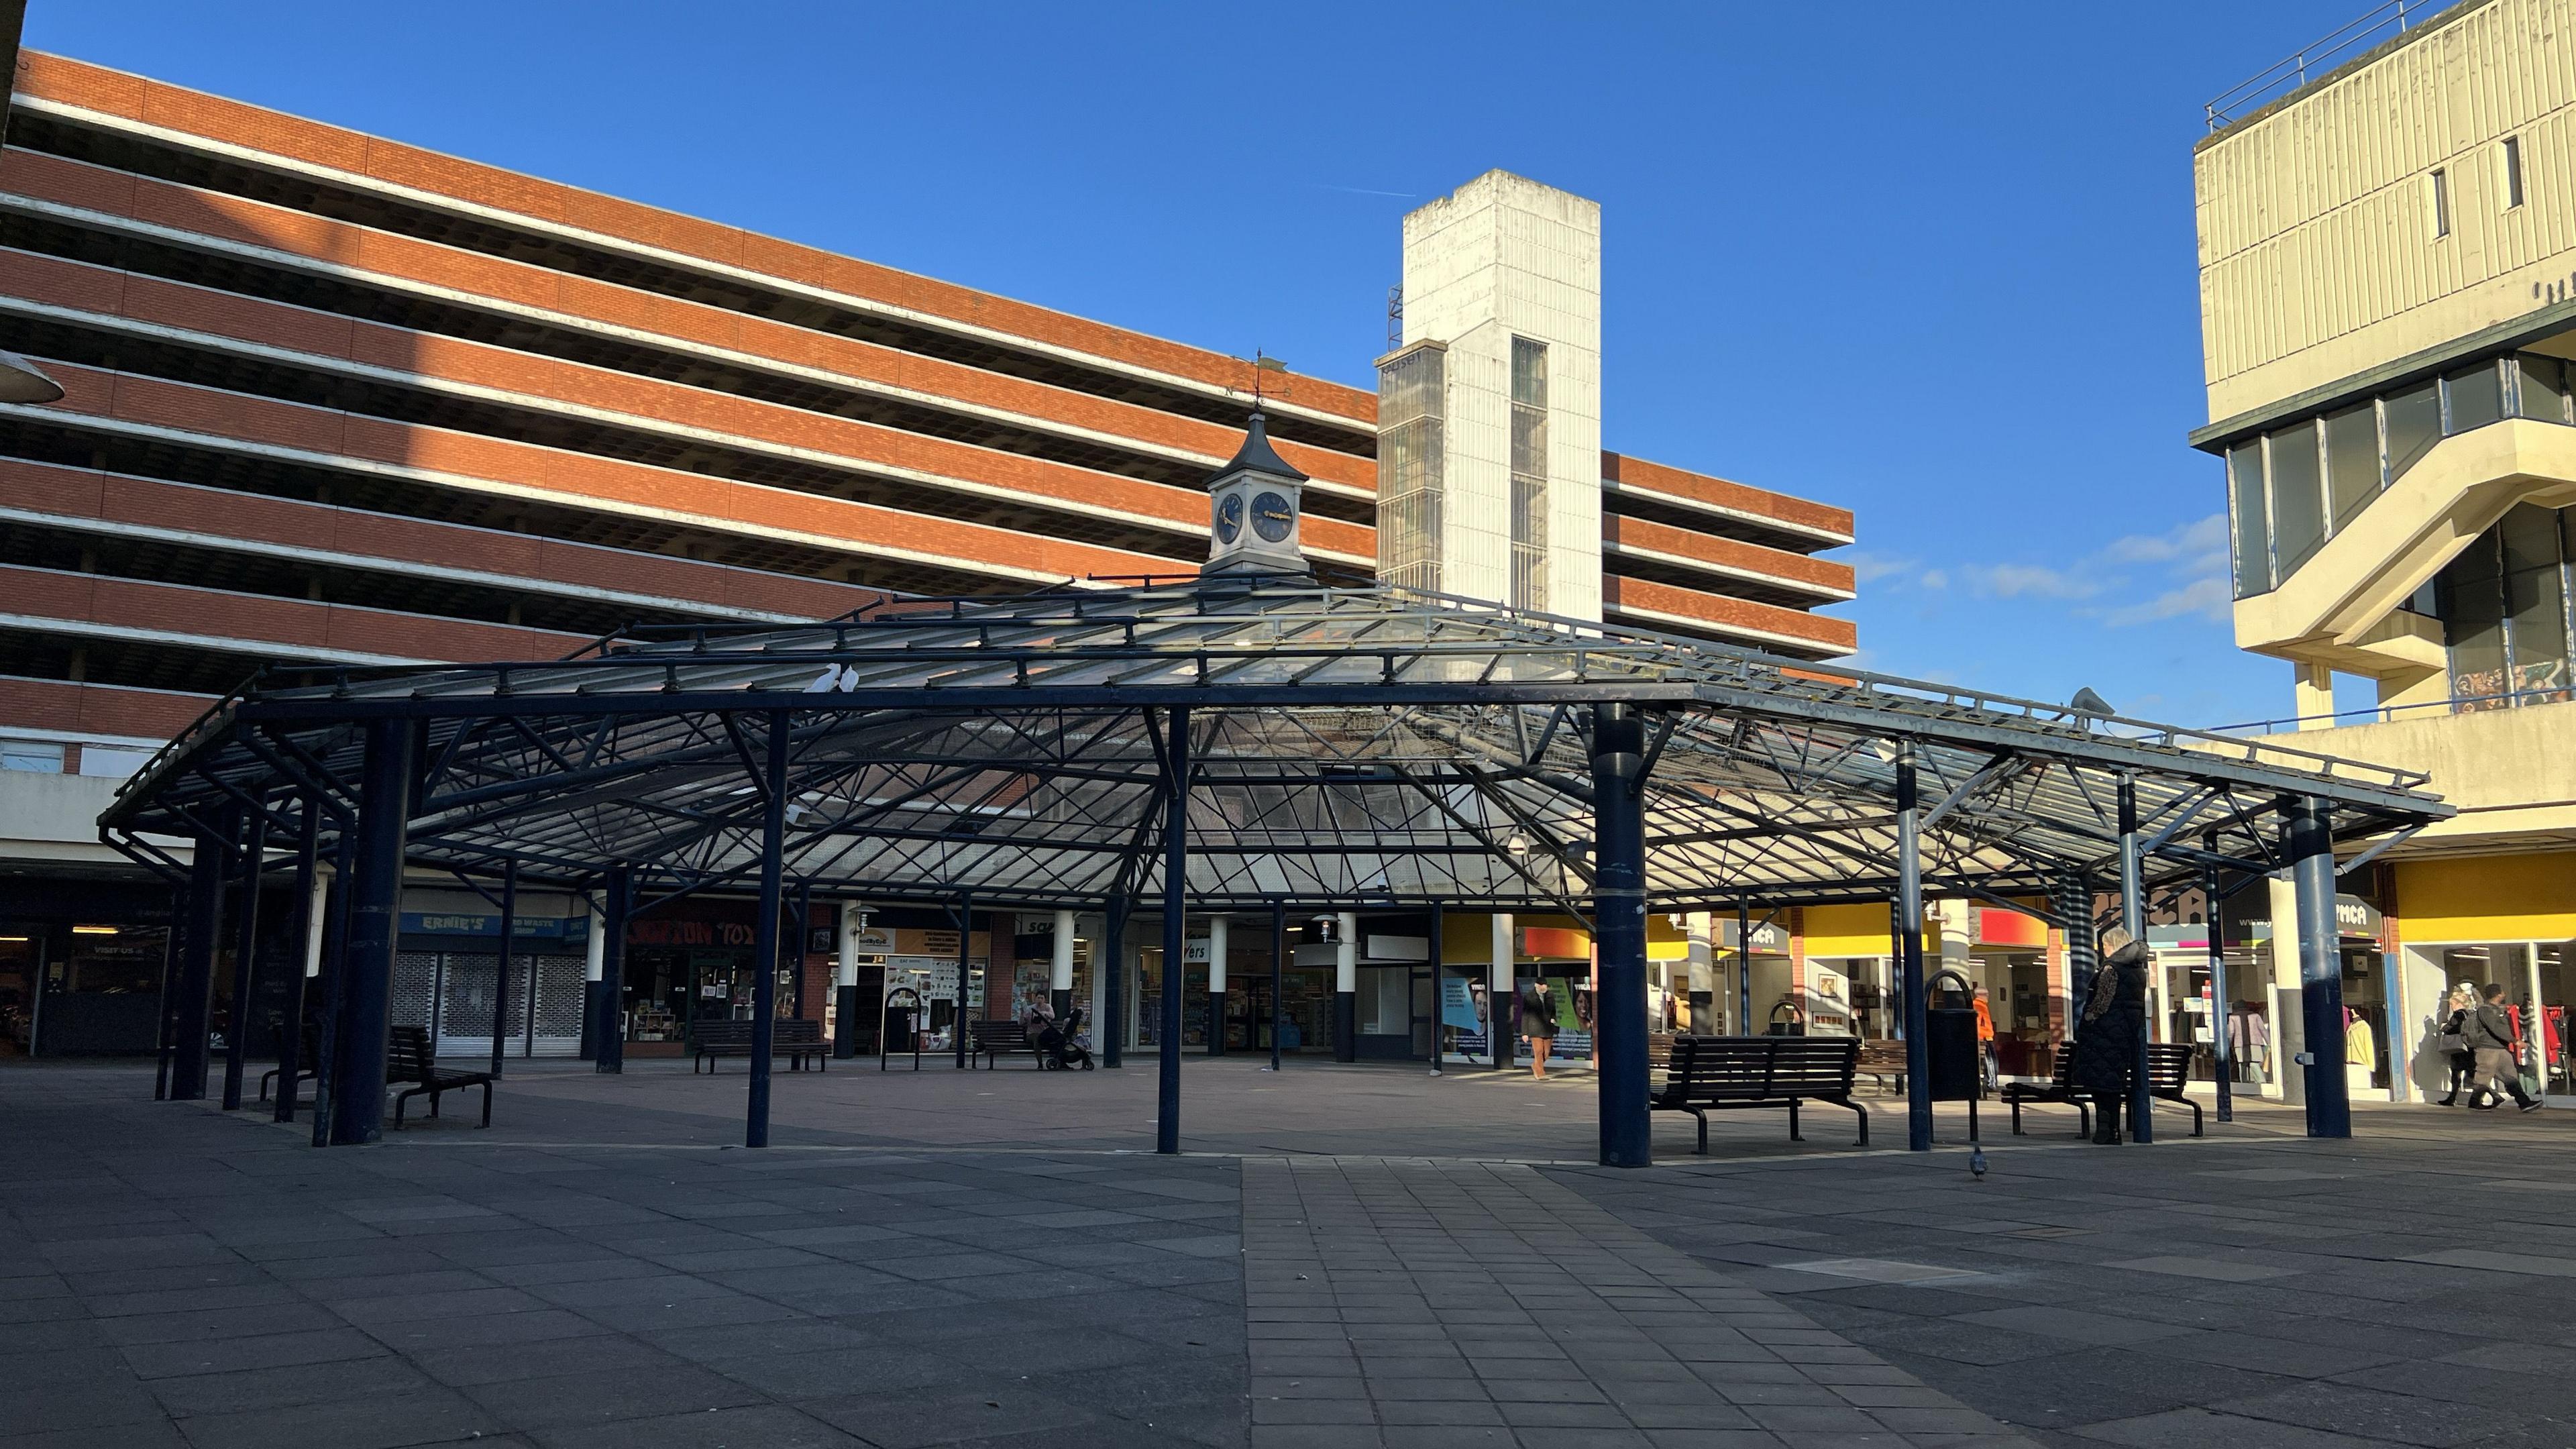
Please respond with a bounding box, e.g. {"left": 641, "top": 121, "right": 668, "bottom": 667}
{"left": 2212, "top": 684, "right": 2573, "bottom": 737}
{"left": 2205, "top": 0, "right": 2443, "bottom": 132}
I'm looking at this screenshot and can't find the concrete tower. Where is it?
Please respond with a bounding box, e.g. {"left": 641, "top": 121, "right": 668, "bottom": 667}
{"left": 1377, "top": 171, "right": 1603, "bottom": 620}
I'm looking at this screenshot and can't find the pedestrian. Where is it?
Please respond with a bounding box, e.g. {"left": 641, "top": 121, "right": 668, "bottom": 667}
{"left": 1523, "top": 979, "right": 1560, "bottom": 1080}
{"left": 2465, "top": 982, "right": 2542, "bottom": 1113}
{"left": 2434, "top": 982, "right": 2479, "bottom": 1106}
{"left": 1972, "top": 984, "right": 1998, "bottom": 1091}
{"left": 2070, "top": 925, "right": 2149, "bottom": 1144}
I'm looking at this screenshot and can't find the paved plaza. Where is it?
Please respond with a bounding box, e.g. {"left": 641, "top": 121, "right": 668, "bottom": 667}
{"left": 1, "top": 1056, "right": 2571, "bottom": 1449}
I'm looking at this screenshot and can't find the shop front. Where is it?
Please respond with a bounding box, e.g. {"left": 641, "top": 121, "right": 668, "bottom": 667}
{"left": 0, "top": 879, "right": 174, "bottom": 1057}
{"left": 390, "top": 890, "right": 591, "bottom": 1059}
{"left": 2392, "top": 853, "right": 2576, "bottom": 1104}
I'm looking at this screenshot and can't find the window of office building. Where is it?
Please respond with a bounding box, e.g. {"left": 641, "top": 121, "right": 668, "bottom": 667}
{"left": 2505, "top": 136, "right": 2526, "bottom": 209}
{"left": 1, "top": 740, "right": 63, "bottom": 772}
{"left": 2224, "top": 354, "right": 2573, "bottom": 600}
{"left": 1375, "top": 345, "right": 1446, "bottom": 595}
{"left": 2432, "top": 168, "right": 2452, "bottom": 237}
{"left": 1509, "top": 337, "right": 1549, "bottom": 613}
{"left": 2434, "top": 504, "right": 2576, "bottom": 710}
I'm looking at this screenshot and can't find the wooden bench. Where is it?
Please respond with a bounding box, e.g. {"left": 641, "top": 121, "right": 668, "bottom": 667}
{"left": 968, "top": 1018, "right": 1034, "bottom": 1068}
{"left": 1652, "top": 1035, "right": 1868, "bottom": 1152}
{"left": 692, "top": 1019, "right": 829, "bottom": 1073}
{"left": 387, "top": 1025, "right": 492, "bottom": 1129}
{"left": 1855, "top": 1038, "right": 1909, "bottom": 1095}
{"left": 258, "top": 1014, "right": 322, "bottom": 1104}
{"left": 2003, "top": 1042, "right": 2202, "bottom": 1138}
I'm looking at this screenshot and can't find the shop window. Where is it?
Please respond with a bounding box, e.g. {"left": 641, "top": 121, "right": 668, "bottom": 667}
{"left": 2385, "top": 379, "right": 2443, "bottom": 483}
{"left": 2267, "top": 421, "right": 2326, "bottom": 576}
{"left": 2438, "top": 532, "right": 2510, "bottom": 708}
{"left": 2516, "top": 354, "right": 2569, "bottom": 423}
{"left": 2446, "top": 360, "right": 2506, "bottom": 433}
{"left": 2227, "top": 439, "right": 2270, "bottom": 597}
{"left": 2323, "top": 401, "right": 2381, "bottom": 531}
{"left": 1, "top": 740, "right": 64, "bottom": 772}
{"left": 2503, "top": 504, "right": 2573, "bottom": 702}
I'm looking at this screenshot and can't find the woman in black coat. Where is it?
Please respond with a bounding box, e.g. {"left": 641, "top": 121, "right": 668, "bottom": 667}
{"left": 2069, "top": 925, "right": 2150, "bottom": 1144}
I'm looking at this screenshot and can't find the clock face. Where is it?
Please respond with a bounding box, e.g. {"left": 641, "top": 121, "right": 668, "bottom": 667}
{"left": 1215, "top": 492, "right": 1243, "bottom": 544}
{"left": 1252, "top": 490, "right": 1294, "bottom": 543}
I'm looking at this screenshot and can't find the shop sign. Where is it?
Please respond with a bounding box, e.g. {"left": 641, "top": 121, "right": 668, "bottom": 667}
{"left": 1183, "top": 938, "right": 1212, "bottom": 964}
{"left": 400, "top": 912, "right": 590, "bottom": 941}
{"left": 1718, "top": 919, "right": 1786, "bottom": 951}
{"left": 2335, "top": 895, "right": 2383, "bottom": 941}
{"left": 1364, "top": 934, "right": 1429, "bottom": 962}
{"left": 629, "top": 920, "right": 758, "bottom": 947}
{"left": 853, "top": 925, "right": 895, "bottom": 952}
{"left": 1521, "top": 926, "right": 1590, "bottom": 960}
{"left": 806, "top": 927, "right": 836, "bottom": 955}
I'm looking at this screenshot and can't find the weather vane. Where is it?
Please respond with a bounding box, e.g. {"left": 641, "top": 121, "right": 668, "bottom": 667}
{"left": 1244, "top": 350, "right": 1290, "bottom": 408}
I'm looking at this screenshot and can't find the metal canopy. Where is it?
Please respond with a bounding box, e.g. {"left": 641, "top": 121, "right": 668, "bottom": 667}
{"left": 101, "top": 572, "right": 2451, "bottom": 912}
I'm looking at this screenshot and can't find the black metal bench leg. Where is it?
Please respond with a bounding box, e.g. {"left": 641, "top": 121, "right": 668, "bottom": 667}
{"left": 480, "top": 1081, "right": 492, "bottom": 1128}
{"left": 1788, "top": 1098, "right": 1803, "bottom": 1142}
{"left": 1695, "top": 1108, "right": 1707, "bottom": 1155}
{"left": 1846, "top": 1098, "right": 1869, "bottom": 1147}
{"left": 2009, "top": 1099, "right": 2023, "bottom": 1136}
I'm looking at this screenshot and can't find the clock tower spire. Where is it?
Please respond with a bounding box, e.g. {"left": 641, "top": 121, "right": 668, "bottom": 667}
{"left": 1204, "top": 407, "right": 1309, "bottom": 575}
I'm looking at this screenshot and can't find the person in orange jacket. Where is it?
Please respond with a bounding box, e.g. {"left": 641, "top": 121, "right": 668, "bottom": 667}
{"left": 1973, "top": 984, "right": 1998, "bottom": 1090}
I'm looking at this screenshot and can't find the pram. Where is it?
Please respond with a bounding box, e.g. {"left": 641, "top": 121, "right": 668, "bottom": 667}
{"left": 1028, "top": 1004, "right": 1095, "bottom": 1070}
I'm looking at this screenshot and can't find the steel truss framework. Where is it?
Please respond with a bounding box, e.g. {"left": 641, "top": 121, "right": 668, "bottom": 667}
{"left": 103, "top": 573, "right": 2450, "bottom": 915}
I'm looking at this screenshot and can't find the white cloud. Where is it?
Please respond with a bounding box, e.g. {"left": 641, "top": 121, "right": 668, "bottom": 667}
{"left": 1966, "top": 563, "right": 2104, "bottom": 600}
{"left": 1917, "top": 568, "right": 1949, "bottom": 590}
{"left": 2102, "top": 513, "right": 2228, "bottom": 568}
{"left": 2104, "top": 576, "right": 2233, "bottom": 627}
{"left": 1843, "top": 551, "right": 1919, "bottom": 584}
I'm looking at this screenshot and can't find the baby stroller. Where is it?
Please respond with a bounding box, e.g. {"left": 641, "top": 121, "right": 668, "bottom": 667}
{"left": 1028, "top": 1004, "right": 1095, "bottom": 1070}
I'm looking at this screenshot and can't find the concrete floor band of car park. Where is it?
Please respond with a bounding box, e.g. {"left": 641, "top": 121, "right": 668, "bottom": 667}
{"left": 100, "top": 574, "right": 2449, "bottom": 1165}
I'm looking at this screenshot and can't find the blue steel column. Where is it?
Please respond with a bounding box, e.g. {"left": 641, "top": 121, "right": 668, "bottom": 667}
{"left": 1593, "top": 703, "right": 1652, "bottom": 1168}
{"left": 274, "top": 802, "right": 321, "bottom": 1123}
{"left": 747, "top": 711, "right": 790, "bottom": 1149}
{"left": 168, "top": 824, "right": 226, "bottom": 1101}
{"left": 1157, "top": 706, "right": 1191, "bottom": 1155}
{"left": 2118, "top": 777, "right": 2152, "bottom": 1144}
{"left": 308, "top": 835, "right": 354, "bottom": 1148}
{"left": 489, "top": 859, "right": 516, "bottom": 1079}
{"left": 1268, "top": 901, "right": 1285, "bottom": 1073}
{"left": 595, "top": 867, "right": 629, "bottom": 1073}
{"left": 1736, "top": 902, "right": 1753, "bottom": 1036}
{"left": 220, "top": 809, "right": 268, "bottom": 1110}
{"left": 2288, "top": 796, "right": 2351, "bottom": 1138}
{"left": 790, "top": 882, "right": 812, "bottom": 1021}
{"left": 2204, "top": 836, "right": 2234, "bottom": 1124}
{"left": 1104, "top": 894, "right": 1129, "bottom": 1068}
{"left": 953, "top": 892, "right": 973, "bottom": 1071}
{"left": 331, "top": 718, "right": 413, "bottom": 1146}
{"left": 1896, "top": 743, "right": 1932, "bottom": 1152}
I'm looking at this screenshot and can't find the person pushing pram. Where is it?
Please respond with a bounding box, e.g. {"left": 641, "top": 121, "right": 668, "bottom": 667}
{"left": 1024, "top": 1001, "right": 1095, "bottom": 1070}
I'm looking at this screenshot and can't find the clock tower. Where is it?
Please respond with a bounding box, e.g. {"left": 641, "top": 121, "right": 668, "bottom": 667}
{"left": 1203, "top": 409, "right": 1309, "bottom": 575}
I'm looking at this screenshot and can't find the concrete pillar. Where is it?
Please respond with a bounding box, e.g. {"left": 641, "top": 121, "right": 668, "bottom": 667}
{"left": 1491, "top": 911, "right": 1515, "bottom": 1068}
{"left": 1684, "top": 910, "right": 1715, "bottom": 1032}
{"left": 594, "top": 868, "right": 629, "bottom": 1075}
{"left": 1205, "top": 916, "right": 1228, "bottom": 1057}
{"left": 580, "top": 892, "right": 606, "bottom": 1060}
{"left": 835, "top": 903, "right": 862, "bottom": 1059}
{"left": 1051, "top": 909, "right": 1076, "bottom": 1021}
{"left": 2267, "top": 873, "right": 2303, "bottom": 1104}
{"left": 2297, "top": 663, "right": 2340, "bottom": 722}
{"left": 1334, "top": 913, "right": 1358, "bottom": 1063}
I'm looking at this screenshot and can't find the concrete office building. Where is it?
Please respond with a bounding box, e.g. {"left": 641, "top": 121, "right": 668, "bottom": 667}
{"left": 0, "top": 51, "right": 1855, "bottom": 1059}
{"left": 2193, "top": 0, "right": 2576, "bottom": 1103}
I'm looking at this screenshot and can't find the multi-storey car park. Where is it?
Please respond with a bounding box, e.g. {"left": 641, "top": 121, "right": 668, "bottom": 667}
{"left": 0, "top": 45, "right": 1856, "bottom": 1061}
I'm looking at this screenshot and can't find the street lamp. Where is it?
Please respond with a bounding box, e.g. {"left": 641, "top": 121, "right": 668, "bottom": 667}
{"left": 0, "top": 349, "right": 64, "bottom": 405}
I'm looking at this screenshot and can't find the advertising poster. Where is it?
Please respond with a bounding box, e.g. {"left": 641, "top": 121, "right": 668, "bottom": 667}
{"left": 1440, "top": 973, "right": 1489, "bottom": 1061}
{"left": 1528, "top": 972, "right": 1593, "bottom": 1063}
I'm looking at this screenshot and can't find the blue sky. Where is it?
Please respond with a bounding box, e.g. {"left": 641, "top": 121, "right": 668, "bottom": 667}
{"left": 27, "top": 1, "right": 2428, "bottom": 729}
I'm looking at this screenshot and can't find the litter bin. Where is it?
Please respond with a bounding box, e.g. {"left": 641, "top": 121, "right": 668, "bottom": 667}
{"left": 880, "top": 987, "right": 922, "bottom": 1071}
{"left": 1925, "top": 969, "right": 1984, "bottom": 1139}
